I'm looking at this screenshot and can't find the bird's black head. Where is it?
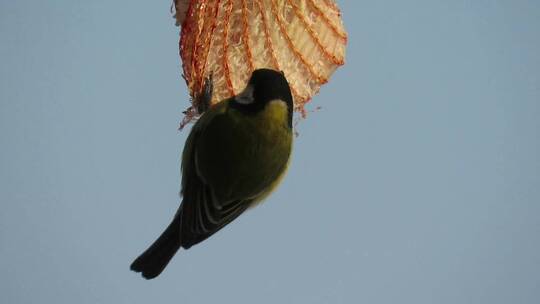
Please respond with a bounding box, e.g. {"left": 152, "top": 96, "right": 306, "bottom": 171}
{"left": 232, "top": 68, "right": 294, "bottom": 126}
{"left": 248, "top": 69, "right": 293, "bottom": 108}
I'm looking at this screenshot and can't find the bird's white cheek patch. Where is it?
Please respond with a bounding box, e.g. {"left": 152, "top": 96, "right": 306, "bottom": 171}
{"left": 235, "top": 85, "right": 254, "bottom": 104}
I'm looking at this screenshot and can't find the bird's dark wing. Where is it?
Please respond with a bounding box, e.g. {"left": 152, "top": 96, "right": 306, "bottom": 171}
{"left": 130, "top": 101, "right": 244, "bottom": 277}
{"left": 178, "top": 100, "right": 291, "bottom": 248}
{"left": 178, "top": 182, "right": 252, "bottom": 248}
{"left": 177, "top": 101, "right": 254, "bottom": 248}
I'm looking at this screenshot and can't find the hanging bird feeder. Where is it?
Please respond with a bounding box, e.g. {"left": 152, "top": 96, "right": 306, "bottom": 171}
{"left": 174, "top": 0, "right": 347, "bottom": 127}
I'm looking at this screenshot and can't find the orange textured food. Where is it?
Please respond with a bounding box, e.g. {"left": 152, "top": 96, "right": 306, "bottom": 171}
{"left": 174, "top": 0, "right": 347, "bottom": 124}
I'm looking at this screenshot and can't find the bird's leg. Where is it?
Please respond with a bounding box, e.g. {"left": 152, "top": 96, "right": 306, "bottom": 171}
{"left": 195, "top": 73, "right": 213, "bottom": 114}
{"left": 178, "top": 73, "right": 214, "bottom": 130}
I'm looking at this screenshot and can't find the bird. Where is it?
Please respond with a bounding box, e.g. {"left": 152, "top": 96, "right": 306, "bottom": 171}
{"left": 130, "top": 68, "right": 294, "bottom": 279}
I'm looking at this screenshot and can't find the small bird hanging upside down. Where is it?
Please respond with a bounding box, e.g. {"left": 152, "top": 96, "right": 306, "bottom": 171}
{"left": 131, "top": 69, "right": 294, "bottom": 279}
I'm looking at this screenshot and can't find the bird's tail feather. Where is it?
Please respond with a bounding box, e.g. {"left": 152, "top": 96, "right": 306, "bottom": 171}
{"left": 130, "top": 215, "right": 181, "bottom": 279}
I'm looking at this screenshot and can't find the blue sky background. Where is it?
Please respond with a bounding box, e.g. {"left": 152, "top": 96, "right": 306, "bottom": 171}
{"left": 1, "top": 1, "right": 539, "bottom": 303}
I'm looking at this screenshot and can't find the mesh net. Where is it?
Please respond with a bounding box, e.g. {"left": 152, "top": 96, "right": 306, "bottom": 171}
{"left": 175, "top": 0, "right": 347, "bottom": 126}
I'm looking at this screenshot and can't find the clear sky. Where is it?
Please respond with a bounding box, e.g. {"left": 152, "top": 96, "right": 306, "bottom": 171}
{"left": 1, "top": 1, "right": 539, "bottom": 303}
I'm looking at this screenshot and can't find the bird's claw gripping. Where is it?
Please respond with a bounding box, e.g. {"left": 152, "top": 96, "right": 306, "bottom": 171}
{"left": 195, "top": 73, "right": 213, "bottom": 114}
{"left": 179, "top": 74, "right": 214, "bottom": 130}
